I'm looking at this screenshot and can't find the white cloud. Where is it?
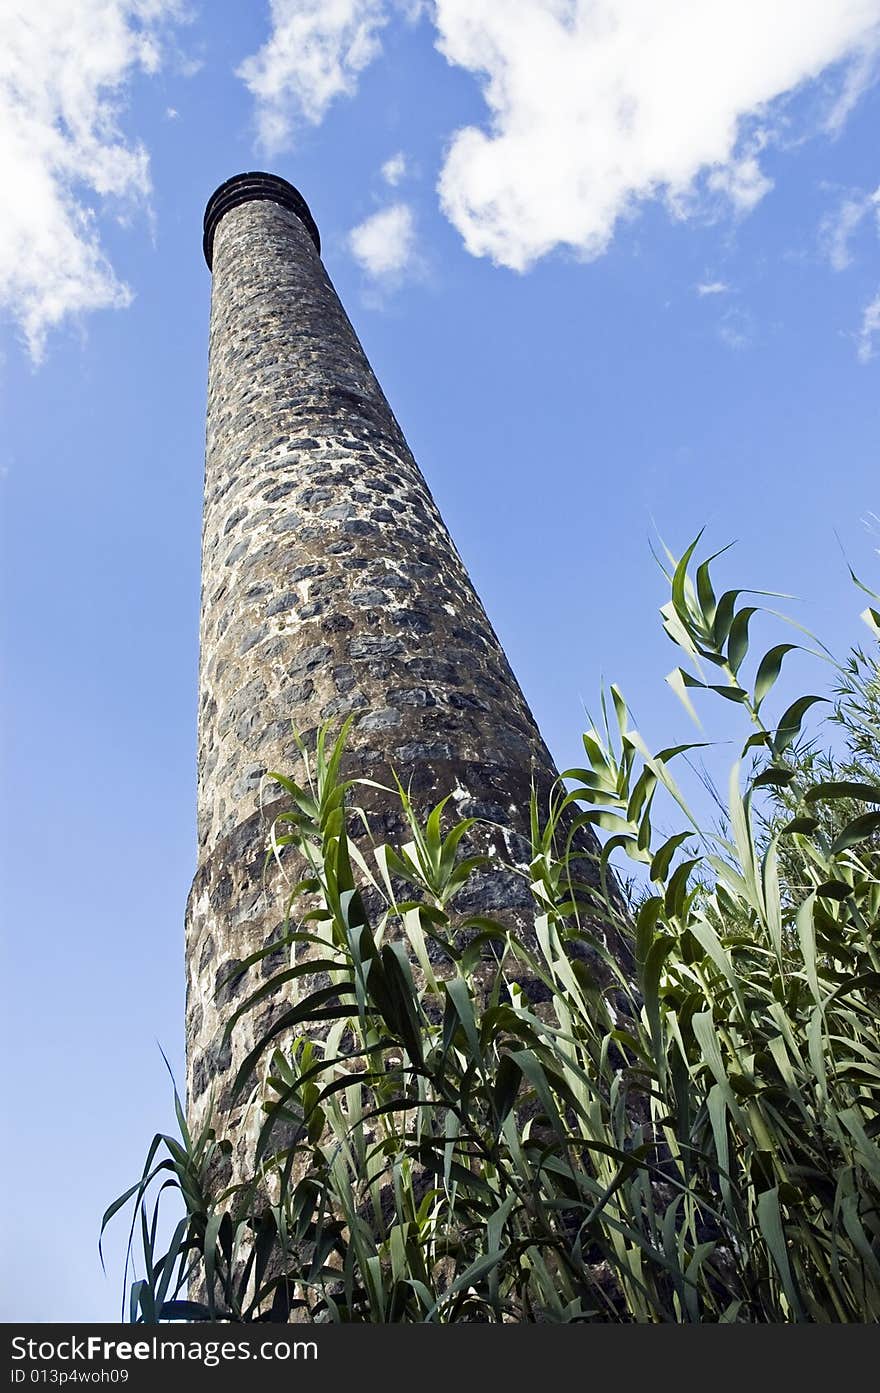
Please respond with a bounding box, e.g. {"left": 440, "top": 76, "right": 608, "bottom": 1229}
{"left": 381, "top": 151, "right": 408, "bottom": 186}
{"left": 705, "top": 152, "right": 773, "bottom": 214}
{"left": 433, "top": 0, "right": 880, "bottom": 271}
{"left": 237, "top": 0, "right": 389, "bottom": 152}
{"left": 348, "top": 202, "right": 417, "bottom": 278}
{"left": 820, "top": 191, "right": 877, "bottom": 270}
{"left": 240, "top": 2, "right": 880, "bottom": 271}
{"left": 0, "top": 0, "right": 184, "bottom": 360}
{"left": 858, "top": 290, "right": 880, "bottom": 361}
{"left": 696, "top": 281, "right": 730, "bottom": 296}
{"left": 717, "top": 307, "right": 753, "bottom": 350}
{"left": 823, "top": 41, "right": 880, "bottom": 134}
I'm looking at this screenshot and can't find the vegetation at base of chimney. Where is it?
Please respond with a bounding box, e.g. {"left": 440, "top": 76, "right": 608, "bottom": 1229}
{"left": 104, "top": 536, "right": 880, "bottom": 1323}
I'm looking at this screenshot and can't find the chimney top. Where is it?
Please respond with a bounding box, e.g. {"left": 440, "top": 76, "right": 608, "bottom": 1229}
{"left": 203, "top": 171, "right": 320, "bottom": 268}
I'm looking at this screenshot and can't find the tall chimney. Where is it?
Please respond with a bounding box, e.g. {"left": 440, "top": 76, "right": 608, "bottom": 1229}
{"left": 186, "top": 173, "right": 603, "bottom": 1169}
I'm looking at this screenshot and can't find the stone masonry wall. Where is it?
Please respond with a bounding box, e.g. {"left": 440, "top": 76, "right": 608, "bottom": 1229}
{"left": 185, "top": 177, "right": 604, "bottom": 1176}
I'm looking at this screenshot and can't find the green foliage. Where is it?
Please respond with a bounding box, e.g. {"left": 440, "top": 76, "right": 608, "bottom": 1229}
{"left": 104, "top": 540, "right": 880, "bottom": 1322}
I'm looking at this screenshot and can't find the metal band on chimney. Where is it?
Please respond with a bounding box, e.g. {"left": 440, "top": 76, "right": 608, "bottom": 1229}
{"left": 203, "top": 171, "right": 321, "bottom": 268}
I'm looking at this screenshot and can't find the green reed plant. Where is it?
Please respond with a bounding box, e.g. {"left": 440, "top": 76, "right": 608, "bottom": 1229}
{"left": 104, "top": 538, "right": 880, "bottom": 1322}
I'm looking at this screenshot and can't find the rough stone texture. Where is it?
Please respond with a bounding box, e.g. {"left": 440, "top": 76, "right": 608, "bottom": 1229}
{"left": 185, "top": 176, "right": 607, "bottom": 1179}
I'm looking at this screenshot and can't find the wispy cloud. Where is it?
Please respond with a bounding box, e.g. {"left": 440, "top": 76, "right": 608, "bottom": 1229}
{"left": 820, "top": 185, "right": 880, "bottom": 360}
{"left": 858, "top": 291, "right": 880, "bottom": 361}
{"left": 696, "top": 281, "right": 731, "bottom": 297}
{"left": 705, "top": 152, "right": 773, "bottom": 214}
{"left": 237, "top": 0, "right": 389, "bottom": 152}
{"left": 381, "top": 151, "right": 408, "bottom": 186}
{"left": 717, "top": 307, "right": 754, "bottom": 351}
{"left": 820, "top": 189, "right": 878, "bottom": 270}
{"left": 0, "top": 0, "right": 186, "bottom": 360}
{"left": 348, "top": 202, "right": 418, "bottom": 281}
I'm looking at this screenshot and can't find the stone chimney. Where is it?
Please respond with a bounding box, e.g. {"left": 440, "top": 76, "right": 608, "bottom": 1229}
{"left": 185, "top": 172, "right": 604, "bottom": 1168}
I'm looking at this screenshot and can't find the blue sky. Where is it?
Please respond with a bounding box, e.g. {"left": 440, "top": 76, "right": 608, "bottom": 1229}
{"left": 2, "top": 1, "right": 880, "bottom": 1322}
